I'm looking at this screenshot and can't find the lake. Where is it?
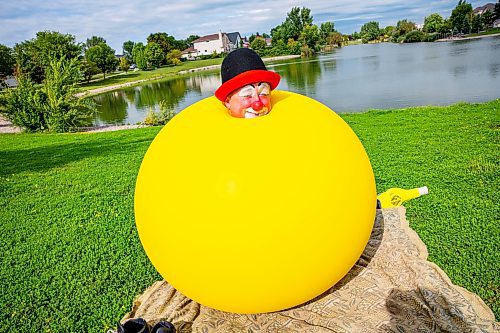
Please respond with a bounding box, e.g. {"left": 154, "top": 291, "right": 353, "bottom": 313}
{"left": 93, "top": 36, "right": 500, "bottom": 125}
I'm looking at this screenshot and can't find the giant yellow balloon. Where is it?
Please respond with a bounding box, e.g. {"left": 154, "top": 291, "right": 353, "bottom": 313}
{"left": 135, "top": 90, "right": 376, "bottom": 314}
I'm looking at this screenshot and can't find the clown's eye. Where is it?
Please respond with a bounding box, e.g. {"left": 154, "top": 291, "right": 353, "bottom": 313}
{"left": 258, "top": 83, "right": 270, "bottom": 96}
{"left": 238, "top": 85, "right": 255, "bottom": 98}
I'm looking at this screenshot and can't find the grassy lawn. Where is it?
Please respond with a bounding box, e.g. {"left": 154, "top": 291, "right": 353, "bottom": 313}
{"left": 0, "top": 100, "right": 498, "bottom": 331}
{"left": 79, "top": 58, "right": 223, "bottom": 92}
{"left": 465, "top": 27, "right": 500, "bottom": 38}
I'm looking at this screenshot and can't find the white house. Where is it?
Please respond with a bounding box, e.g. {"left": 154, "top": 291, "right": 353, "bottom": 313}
{"left": 181, "top": 31, "right": 241, "bottom": 60}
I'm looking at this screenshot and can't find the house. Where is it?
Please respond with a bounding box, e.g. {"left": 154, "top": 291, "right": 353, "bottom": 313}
{"left": 181, "top": 46, "right": 199, "bottom": 60}
{"left": 226, "top": 32, "right": 242, "bottom": 50}
{"left": 473, "top": 3, "right": 495, "bottom": 15}
{"left": 181, "top": 31, "right": 241, "bottom": 60}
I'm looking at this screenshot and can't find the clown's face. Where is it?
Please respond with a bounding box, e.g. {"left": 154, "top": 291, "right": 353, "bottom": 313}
{"left": 224, "top": 82, "right": 272, "bottom": 118}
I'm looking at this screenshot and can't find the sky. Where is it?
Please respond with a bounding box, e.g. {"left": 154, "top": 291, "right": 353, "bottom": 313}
{"left": 0, "top": 0, "right": 489, "bottom": 53}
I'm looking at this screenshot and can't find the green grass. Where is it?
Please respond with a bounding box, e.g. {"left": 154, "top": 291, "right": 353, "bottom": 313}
{"left": 79, "top": 58, "right": 223, "bottom": 92}
{"left": 465, "top": 27, "right": 500, "bottom": 38}
{"left": 0, "top": 100, "right": 499, "bottom": 331}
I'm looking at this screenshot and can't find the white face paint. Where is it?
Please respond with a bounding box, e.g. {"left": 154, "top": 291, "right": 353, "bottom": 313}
{"left": 238, "top": 83, "right": 271, "bottom": 118}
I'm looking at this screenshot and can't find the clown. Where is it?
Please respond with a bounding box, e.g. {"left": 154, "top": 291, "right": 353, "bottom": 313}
{"left": 215, "top": 48, "right": 281, "bottom": 118}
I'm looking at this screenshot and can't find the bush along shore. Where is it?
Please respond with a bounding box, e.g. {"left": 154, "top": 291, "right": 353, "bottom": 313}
{"left": 0, "top": 99, "right": 498, "bottom": 332}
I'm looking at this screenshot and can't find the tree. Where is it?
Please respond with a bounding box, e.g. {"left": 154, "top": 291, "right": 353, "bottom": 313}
{"left": 119, "top": 57, "right": 129, "bottom": 72}
{"left": 319, "top": 22, "right": 335, "bottom": 45}
{"left": 326, "top": 31, "right": 343, "bottom": 47}
{"left": 147, "top": 32, "right": 175, "bottom": 62}
{"left": 249, "top": 33, "right": 259, "bottom": 44}
{"left": 382, "top": 26, "right": 395, "bottom": 37}
{"left": 250, "top": 37, "right": 267, "bottom": 54}
{"left": 85, "top": 36, "right": 106, "bottom": 50}
{"left": 450, "top": 0, "right": 473, "bottom": 33}
{"left": 122, "top": 40, "right": 135, "bottom": 62}
{"left": 424, "top": 13, "right": 444, "bottom": 33}
{"left": 482, "top": 10, "right": 494, "bottom": 28}
{"left": 132, "top": 43, "right": 147, "bottom": 70}
{"left": 80, "top": 58, "right": 99, "bottom": 83}
{"left": 13, "top": 31, "right": 82, "bottom": 83}
{"left": 185, "top": 35, "right": 200, "bottom": 47}
{"left": 495, "top": 1, "right": 500, "bottom": 20}
{"left": 271, "top": 7, "right": 314, "bottom": 43}
{"left": 360, "top": 21, "right": 380, "bottom": 43}
{"left": 85, "top": 42, "right": 118, "bottom": 79}
{"left": 0, "top": 44, "right": 15, "bottom": 78}
{"left": 471, "top": 14, "right": 483, "bottom": 33}
{"left": 392, "top": 19, "right": 417, "bottom": 42}
{"left": 166, "top": 49, "right": 182, "bottom": 65}
{"left": 145, "top": 42, "right": 163, "bottom": 69}
{"left": 299, "top": 24, "right": 320, "bottom": 51}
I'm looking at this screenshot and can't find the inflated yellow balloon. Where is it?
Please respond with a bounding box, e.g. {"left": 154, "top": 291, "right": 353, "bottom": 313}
{"left": 135, "top": 90, "right": 376, "bottom": 314}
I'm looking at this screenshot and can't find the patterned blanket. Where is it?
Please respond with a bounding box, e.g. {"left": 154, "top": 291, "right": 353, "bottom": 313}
{"left": 122, "top": 207, "right": 499, "bottom": 332}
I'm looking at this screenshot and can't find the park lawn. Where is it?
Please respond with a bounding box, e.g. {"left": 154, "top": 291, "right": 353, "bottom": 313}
{"left": 0, "top": 100, "right": 498, "bottom": 332}
{"left": 465, "top": 27, "right": 500, "bottom": 38}
{"left": 79, "top": 58, "right": 223, "bottom": 92}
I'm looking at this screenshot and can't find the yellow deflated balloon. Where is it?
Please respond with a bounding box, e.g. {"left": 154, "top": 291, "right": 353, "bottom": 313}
{"left": 135, "top": 91, "right": 376, "bottom": 313}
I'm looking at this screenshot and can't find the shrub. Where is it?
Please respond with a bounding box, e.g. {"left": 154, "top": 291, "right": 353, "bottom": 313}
{"left": 0, "top": 75, "right": 46, "bottom": 131}
{"left": 403, "top": 30, "right": 425, "bottom": 43}
{"left": 423, "top": 33, "right": 439, "bottom": 42}
{"left": 0, "top": 57, "right": 96, "bottom": 132}
{"left": 142, "top": 100, "right": 176, "bottom": 126}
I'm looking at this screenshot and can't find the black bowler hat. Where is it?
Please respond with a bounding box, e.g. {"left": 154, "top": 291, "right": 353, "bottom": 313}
{"left": 215, "top": 48, "right": 281, "bottom": 102}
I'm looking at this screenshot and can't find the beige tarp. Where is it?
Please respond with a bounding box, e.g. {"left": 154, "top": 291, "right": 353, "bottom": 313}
{"left": 122, "top": 207, "right": 499, "bottom": 332}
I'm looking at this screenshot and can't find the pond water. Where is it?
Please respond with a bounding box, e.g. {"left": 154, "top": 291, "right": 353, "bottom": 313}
{"left": 93, "top": 36, "right": 500, "bottom": 125}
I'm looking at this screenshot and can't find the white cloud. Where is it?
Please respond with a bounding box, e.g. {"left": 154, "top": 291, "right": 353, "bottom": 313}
{"left": 0, "top": 0, "right": 487, "bottom": 51}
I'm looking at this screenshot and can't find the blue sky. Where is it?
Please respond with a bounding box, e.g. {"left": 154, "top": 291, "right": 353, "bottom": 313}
{"left": 0, "top": 0, "right": 488, "bottom": 52}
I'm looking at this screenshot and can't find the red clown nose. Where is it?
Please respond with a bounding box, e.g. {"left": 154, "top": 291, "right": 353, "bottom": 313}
{"left": 252, "top": 100, "right": 264, "bottom": 111}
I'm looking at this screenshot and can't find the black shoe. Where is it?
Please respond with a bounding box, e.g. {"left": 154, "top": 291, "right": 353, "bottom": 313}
{"left": 117, "top": 318, "right": 150, "bottom": 333}
{"left": 151, "top": 321, "right": 176, "bottom": 333}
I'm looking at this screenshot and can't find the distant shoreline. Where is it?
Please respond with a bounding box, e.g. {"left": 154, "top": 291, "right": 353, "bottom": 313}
{"left": 435, "top": 32, "right": 500, "bottom": 42}
{"left": 76, "top": 55, "right": 301, "bottom": 98}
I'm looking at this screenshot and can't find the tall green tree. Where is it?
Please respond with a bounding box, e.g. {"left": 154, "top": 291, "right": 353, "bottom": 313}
{"left": 319, "top": 22, "right": 335, "bottom": 45}
{"left": 482, "top": 10, "right": 494, "bottom": 28}
{"left": 471, "top": 14, "right": 483, "bottom": 32}
{"left": 147, "top": 32, "right": 175, "bottom": 61}
{"left": 450, "top": 0, "right": 473, "bottom": 33}
{"left": 360, "top": 21, "right": 380, "bottom": 43}
{"left": 85, "top": 36, "right": 106, "bottom": 50}
{"left": 132, "top": 43, "right": 147, "bottom": 70}
{"left": 122, "top": 40, "right": 135, "bottom": 62}
{"left": 271, "top": 7, "right": 314, "bottom": 43}
{"left": 145, "top": 42, "right": 163, "bottom": 69}
{"left": 391, "top": 19, "right": 417, "bottom": 42}
{"left": 424, "top": 13, "right": 444, "bottom": 33}
{"left": 0, "top": 44, "right": 15, "bottom": 78}
{"left": 80, "top": 58, "right": 99, "bottom": 83}
{"left": 13, "top": 31, "right": 82, "bottom": 83}
{"left": 85, "top": 42, "right": 117, "bottom": 79}
{"left": 495, "top": 1, "right": 500, "bottom": 20}
{"left": 299, "top": 24, "right": 320, "bottom": 51}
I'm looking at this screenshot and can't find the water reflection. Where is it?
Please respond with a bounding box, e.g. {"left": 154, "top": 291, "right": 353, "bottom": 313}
{"left": 94, "top": 36, "right": 500, "bottom": 123}
{"left": 273, "top": 59, "right": 323, "bottom": 91}
{"left": 489, "top": 63, "right": 499, "bottom": 78}
{"left": 94, "top": 91, "right": 127, "bottom": 124}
